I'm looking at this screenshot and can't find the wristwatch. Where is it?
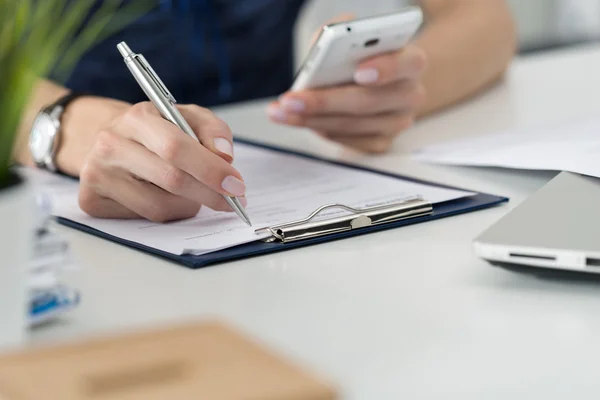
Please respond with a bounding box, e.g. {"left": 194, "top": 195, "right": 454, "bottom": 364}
{"left": 29, "top": 92, "right": 83, "bottom": 172}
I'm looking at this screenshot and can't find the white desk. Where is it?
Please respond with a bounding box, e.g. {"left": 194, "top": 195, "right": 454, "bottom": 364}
{"left": 32, "top": 44, "right": 600, "bottom": 399}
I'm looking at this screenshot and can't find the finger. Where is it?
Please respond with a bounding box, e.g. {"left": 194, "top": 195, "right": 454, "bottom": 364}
{"left": 99, "top": 132, "right": 233, "bottom": 212}
{"left": 115, "top": 103, "right": 246, "bottom": 198}
{"left": 83, "top": 165, "right": 201, "bottom": 223}
{"left": 324, "top": 134, "right": 396, "bottom": 154}
{"left": 79, "top": 187, "right": 140, "bottom": 220}
{"left": 355, "top": 45, "right": 427, "bottom": 86}
{"left": 79, "top": 158, "right": 141, "bottom": 219}
{"left": 119, "top": 177, "right": 201, "bottom": 222}
{"left": 80, "top": 151, "right": 199, "bottom": 221}
{"left": 301, "top": 113, "right": 414, "bottom": 137}
{"left": 272, "top": 80, "right": 425, "bottom": 119}
{"left": 120, "top": 102, "right": 235, "bottom": 163}
{"left": 177, "top": 104, "right": 235, "bottom": 163}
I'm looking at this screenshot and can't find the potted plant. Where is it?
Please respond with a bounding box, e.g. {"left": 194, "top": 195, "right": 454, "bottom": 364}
{"left": 0, "top": 0, "right": 147, "bottom": 349}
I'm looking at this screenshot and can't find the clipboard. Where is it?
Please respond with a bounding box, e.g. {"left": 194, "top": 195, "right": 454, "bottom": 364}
{"left": 57, "top": 139, "right": 508, "bottom": 269}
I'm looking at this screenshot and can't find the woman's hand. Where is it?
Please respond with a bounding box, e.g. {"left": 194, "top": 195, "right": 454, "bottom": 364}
{"left": 269, "top": 44, "right": 427, "bottom": 154}
{"left": 57, "top": 98, "right": 246, "bottom": 222}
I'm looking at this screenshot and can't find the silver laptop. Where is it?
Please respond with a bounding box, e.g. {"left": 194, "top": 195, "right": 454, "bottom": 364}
{"left": 474, "top": 172, "right": 600, "bottom": 274}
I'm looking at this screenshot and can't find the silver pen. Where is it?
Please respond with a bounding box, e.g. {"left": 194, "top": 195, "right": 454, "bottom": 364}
{"left": 117, "top": 41, "right": 251, "bottom": 226}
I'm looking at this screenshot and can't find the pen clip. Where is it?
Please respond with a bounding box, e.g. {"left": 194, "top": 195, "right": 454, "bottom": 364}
{"left": 136, "top": 54, "right": 177, "bottom": 104}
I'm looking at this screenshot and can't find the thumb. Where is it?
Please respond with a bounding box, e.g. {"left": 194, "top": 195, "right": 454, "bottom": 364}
{"left": 311, "top": 13, "right": 356, "bottom": 45}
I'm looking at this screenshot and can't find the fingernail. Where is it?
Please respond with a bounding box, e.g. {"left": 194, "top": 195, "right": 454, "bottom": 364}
{"left": 280, "top": 98, "right": 305, "bottom": 113}
{"left": 267, "top": 105, "right": 287, "bottom": 122}
{"left": 213, "top": 138, "right": 234, "bottom": 158}
{"left": 354, "top": 68, "right": 379, "bottom": 84}
{"left": 221, "top": 176, "right": 246, "bottom": 197}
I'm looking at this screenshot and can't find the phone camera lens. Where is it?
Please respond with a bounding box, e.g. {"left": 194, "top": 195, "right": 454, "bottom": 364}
{"left": 364, "top": 38, "right": 380, "bottom": 47}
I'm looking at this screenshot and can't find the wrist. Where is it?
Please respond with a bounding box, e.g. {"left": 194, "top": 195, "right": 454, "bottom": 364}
{"left": 56, "top": 96, "right": 130, "bottom": 177}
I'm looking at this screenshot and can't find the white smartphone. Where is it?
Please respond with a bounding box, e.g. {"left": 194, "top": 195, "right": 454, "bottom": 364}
{"left": 291, "top": 7, "right": 424, "bottom": 91}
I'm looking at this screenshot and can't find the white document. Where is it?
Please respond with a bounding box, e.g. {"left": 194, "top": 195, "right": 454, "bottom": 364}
{"left": 28, "top": 143, "right": 474, "bottom": 256}
{"left": 413, "top": 116, "right": 600, "bottom": 178}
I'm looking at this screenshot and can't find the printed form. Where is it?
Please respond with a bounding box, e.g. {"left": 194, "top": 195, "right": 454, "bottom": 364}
{"left": 28, "top": 143, "right": 474, "bottom": 256}
{"left": 414, "top": 116, "right": 600, "bottom": 178}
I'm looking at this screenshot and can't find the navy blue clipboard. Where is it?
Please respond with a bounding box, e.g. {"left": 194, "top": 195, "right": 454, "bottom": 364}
{"left": 57, "top": 139, "right": 508, "bottom": 269}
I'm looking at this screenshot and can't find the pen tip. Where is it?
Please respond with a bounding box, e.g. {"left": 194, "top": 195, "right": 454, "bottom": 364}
{"left": 226, "top": 196, "right": 252, "bottom": 226}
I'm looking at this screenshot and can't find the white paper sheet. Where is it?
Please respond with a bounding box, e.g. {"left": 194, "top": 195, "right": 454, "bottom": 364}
{"left": 26, "top": 143, "right": 474, "bottom": 256}
{"left": 413, "top": 116, "right": 600, "bottom": 178}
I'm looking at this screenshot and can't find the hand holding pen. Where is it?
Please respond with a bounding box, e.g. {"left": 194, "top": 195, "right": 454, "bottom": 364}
{"left": 70, "top": 44, "right": 251, "bottom": 224}
{"left": 116, "top": 42, "right": 251, "bottom": 225}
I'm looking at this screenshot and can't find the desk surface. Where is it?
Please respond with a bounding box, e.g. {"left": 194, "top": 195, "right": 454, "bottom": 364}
{"left": 32, "top": 44, "right": 600, "bottom": 399}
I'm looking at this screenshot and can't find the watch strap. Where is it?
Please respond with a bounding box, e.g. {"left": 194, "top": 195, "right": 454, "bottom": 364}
{"left": 54, "top": 91, "right": 85, "bottom": 109}
{"left": 43, "top": 91, "right": 85, "bottom": 117}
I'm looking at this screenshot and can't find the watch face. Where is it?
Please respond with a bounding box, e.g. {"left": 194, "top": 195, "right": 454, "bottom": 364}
{"left": 29, "top": 113, "right": 56, "bottom": 163}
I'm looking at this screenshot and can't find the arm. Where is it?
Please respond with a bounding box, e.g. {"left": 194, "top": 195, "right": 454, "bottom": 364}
{"left": 12, "top": 78, "right": 246, "bottom": 222}
{"left": 416, "top": 0, "right": 517, "bottom": 116}
{"left": 12, "top": 79, "right": 128, "bottom": 176}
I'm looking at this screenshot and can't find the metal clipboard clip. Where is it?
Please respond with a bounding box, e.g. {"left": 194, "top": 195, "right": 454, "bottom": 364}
{"left": 255, "top": 198, "right": 433, "bottom": 244}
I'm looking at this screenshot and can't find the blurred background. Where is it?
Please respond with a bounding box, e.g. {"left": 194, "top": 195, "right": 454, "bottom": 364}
{"left": 295, "top": 0, "right": 600, "bottom": 67}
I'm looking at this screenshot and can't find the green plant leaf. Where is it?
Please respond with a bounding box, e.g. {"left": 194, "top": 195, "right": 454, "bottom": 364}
{"left": 0, "top": 0, "right": 148, "bottom": 183}
{"left": 12, "top": 0, "right": 31, "bottom": 44}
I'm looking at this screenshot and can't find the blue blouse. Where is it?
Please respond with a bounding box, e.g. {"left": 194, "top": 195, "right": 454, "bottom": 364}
{"left": 58, "top": 0, "right": 306, "bottom": 107}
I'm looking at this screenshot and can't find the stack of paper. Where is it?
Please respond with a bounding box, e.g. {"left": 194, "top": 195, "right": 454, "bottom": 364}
{"left": 28, "top": 193, "right": 79, "bottom": 326}
{"left": 29, "top": 143, "right": 474, "bottom": 257}
{"left": 413, "top": 116, "right": 600, "bottom": 178}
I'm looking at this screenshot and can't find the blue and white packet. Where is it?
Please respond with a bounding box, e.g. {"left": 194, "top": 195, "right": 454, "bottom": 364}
{"left": 29, "top": 285, "right": 80, "bottom": 326}
{"left": 28, "top": 191, "right": 80, "bottom": 327}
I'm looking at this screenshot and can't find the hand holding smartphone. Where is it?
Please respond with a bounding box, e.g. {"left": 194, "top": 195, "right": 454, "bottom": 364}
{"left": 269, "top": 7, "right": 427, "bottom": 154}
{"left": 292, "top": 7, "right": 423, "bottom": 91}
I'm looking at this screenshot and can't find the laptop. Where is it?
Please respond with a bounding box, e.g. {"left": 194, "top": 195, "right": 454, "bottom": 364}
{"left": 474, "top": 172, "right": 600, "bottom": 275}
